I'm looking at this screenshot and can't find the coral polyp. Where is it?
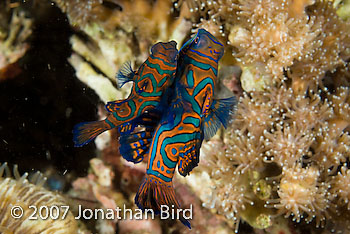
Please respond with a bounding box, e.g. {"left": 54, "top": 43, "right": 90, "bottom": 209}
{"left": 0, "top": 163, "right": 78, "bottom": 234}
{"left": 268, "top": 165, "right": 330, "bottom": 227}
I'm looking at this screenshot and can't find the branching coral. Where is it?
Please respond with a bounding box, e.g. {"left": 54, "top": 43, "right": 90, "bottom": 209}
{"left": 0, "top": 4, "right": 32, "bottom": 81}
{"left": 288, "top": 1, "right": 350, "bottom": 93}
{"left": 54, "top": 0, "right": 192, "bottom": 103}
{"left": 233, "top": 91, "right": 275, "bottom": 136}
{"left": 225, "top": 130, "right": 265, "bottom": 173}
{"left": 199, "top": 141, "right": 256, "bottom": 232}
{"left": 263, "top": 122, "right": 314, "bottom": 167}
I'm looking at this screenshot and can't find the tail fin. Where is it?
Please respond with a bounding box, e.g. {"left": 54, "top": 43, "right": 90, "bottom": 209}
{"left": 135, "top": 175, "right": 191, "bottom": 229}
{"left": 73, "top": 120, "right": 110, "bottom": 147}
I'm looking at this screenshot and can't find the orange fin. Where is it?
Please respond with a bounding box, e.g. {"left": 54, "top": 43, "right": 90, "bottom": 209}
{"left": 135, "top": 175, "right": 191, "bottom": 229}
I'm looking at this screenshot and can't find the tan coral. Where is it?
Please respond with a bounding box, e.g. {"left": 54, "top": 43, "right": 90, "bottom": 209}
{"left": 184, "top": 0, "right": 350, "bottom": 92}
{"left": 0, "top": 163, "right": 78, "bottom": 234}
{"left": 330, "top": 166, "right": 350, "bottom": 210}
{"left": 225, "top": 129, "right": 265, "bottom": 173}
{"left": 233, "top": 91, "right": 275, "bottom": 136}
{"left": 330, "top": 86, "right": 350, "bottom": 128}
{"left": 284, "top": 90, "right": 333, "bottom": 131}
{"left": 0, "top": 7, "right": 32, "bottom": 81}
{"left": 263, "top": 122, "right": 314, "bottom": 167}
{"left": 194, "top": 78, "right": 350, "bottom": 230}
{"left": 267, "top": 165, "right": 330, "bottom": 227}
{"left": 312, "top": 124, "right": 350, "bottom": 174}
{"left": 288, "top": 0, "right": 350, "bottom": 93}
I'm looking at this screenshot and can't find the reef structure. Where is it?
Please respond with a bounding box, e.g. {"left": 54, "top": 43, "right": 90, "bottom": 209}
{"left": 52, "top": 0, "right": 350, "bottom": 233}
{"left": 53, "top": 0, "right": 193, "bottom": 103}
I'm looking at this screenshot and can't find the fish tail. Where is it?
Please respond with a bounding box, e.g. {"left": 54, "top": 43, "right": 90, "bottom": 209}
{"left": 73, "top": 120, "right": 110, "bottom": 147}
{"left": 135, "top": 175, "right": 191, "bottom": 229}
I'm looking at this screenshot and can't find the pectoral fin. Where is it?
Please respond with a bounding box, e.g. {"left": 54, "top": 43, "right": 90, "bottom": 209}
{"left": 202, "top": 96, "right": 237, "bottom": 140}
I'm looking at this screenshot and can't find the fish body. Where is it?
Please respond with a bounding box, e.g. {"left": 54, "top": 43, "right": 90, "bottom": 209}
{"left": 73, "top": 41, "right": 178, "bottom": 158}
{"left": 134, "top": 29, "right": 236, "bottom": 228}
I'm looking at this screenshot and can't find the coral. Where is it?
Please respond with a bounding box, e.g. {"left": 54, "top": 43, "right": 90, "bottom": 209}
{"left": 288, "top": 0, "right": 350, "bottom": 93}
{"left": 225, "top": 130, "right": 265, "bottom": 173}
{"left": 233, "top": 91, "right": 275, "bottom": 137}
{"left": 0, "top": 4, "right": 32, "bottom": 81}
{"left": 0, "top": 163, "right": 78, "bottom": 234}
{"left": 197, "top": 141, "right": 270, "bottom": 232}
{"left": 330, "top": 165, "right": 350, "bottom": 210}
{"left": 53, "top": 0, "right": 192, "bottom": 103}
{"left": 336, "top": 0, "right": 350, "bottom": 20}
{"left": 263, "top": 122, "right": 314, "bottom": 168}
{"left": 176, "top": 0, "right": 350, "bottom": 93}
{"left": 267, "top": 165, "right": 330, "bottom": 227}
{"left": 189, "top": 83, "right": 350, "bottom": 232}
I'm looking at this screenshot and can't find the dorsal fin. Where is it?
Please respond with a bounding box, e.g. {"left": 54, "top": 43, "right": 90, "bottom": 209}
{"left": 116, "top": 61, "right": 136, "bottom": 88}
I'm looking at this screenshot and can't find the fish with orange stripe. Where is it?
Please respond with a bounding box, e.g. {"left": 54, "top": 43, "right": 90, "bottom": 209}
{"left": 73, "top": 41, "right": 178, "bottom": 163}
{"left": 132, "top": 29, "right": 237, "bottom": 228}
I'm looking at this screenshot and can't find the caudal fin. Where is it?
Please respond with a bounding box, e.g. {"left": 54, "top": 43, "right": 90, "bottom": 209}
{"left": 135, "top": 175, "right": 191, "bottom": 229}
{"left": 73, "top": 120, "right": 110, "bottom": 147}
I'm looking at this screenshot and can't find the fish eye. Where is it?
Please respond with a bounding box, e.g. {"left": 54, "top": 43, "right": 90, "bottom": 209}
{"left": 194, "top": 37, "right": 199, "bottom": 44}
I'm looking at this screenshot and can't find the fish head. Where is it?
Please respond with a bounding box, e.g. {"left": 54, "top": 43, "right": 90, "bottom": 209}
{"left": 151, "top": 40, "right": 179, "bottom": 64}
{"left": 180, "top": 29, "right": 224, "bottom": 62}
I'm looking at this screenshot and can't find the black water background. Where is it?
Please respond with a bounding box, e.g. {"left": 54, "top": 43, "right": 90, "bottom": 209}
{"left": 0, "top": 2, "right": 98, "bottom": 186}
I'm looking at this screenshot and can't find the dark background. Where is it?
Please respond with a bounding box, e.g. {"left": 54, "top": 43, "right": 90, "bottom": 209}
{"left": 0, "top": 1, "right": 99, "bottom": 184}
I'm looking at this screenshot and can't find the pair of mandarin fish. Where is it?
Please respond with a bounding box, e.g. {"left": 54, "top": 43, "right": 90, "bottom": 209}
{"left": 73, "top": 29, "right": 236, "bottom": 228}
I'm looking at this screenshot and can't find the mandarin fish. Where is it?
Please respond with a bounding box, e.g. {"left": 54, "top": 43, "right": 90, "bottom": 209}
{"left": 131, "top": 29, "right": 236, "bottom": 228}
{"left": 73, "top": 41, "right": 178, "bottom": 159}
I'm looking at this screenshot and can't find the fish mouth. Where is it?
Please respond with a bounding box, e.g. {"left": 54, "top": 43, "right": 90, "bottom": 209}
{"left": 166, "top": 41, "right": 179, "bottom": 63}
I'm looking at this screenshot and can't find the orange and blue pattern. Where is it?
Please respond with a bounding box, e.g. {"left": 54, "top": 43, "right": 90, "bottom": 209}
{"left": 134, "top": 29, "right": 236, "bottom": 229}
{"left": 73, "top": 41, "right": 178, "bottom": 164}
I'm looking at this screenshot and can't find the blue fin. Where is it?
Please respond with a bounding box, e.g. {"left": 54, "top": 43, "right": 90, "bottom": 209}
{"left": 203, "top": 96, "right": 237, "bottom": 140}
{"left": 73, "top": 120, "right": 110, "bottom": 147}
{"left": 116, "top": 61, "right": 135, "bottom": 88}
